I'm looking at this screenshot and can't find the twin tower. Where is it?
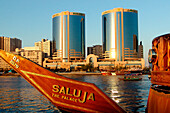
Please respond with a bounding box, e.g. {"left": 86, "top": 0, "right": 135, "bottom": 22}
{"left": 52, "top": 8, "right": 138, "bottom": 62}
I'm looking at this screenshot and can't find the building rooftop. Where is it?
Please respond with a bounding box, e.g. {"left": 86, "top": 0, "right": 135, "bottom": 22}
{"left": 102, "top": 8, "right": 138, "bottom": 15}
{"left": 52, "top": 11, "right": 85, "bottom": 18}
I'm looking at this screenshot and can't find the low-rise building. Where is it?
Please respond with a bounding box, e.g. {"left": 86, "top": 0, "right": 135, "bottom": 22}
{"left": 43, "top": 54, "right": 145, "bottom": 71}
{"left": 0, "top": 58, "right": 11, "bottom": 71}
{"left": 20, "top": 47, "right": 45, "bottom": 66}
{"left": 0, "top": 36, "right": 22, "bottom": 70}
{"left": 35, "top": 39, "right": 52, "bottom": 57}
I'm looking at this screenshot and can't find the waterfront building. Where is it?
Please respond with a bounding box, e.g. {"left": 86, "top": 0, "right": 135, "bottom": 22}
{"left": 87, "top": 45, "right": 103, "bottom": 58}
{"left": 52, "top": 11, "right": 85, "bottom": 62}
{"left": 87, "top": 47, "right": 93, "bottom": 55}
{"left": 20, "top": 47, "right": 45, "bottom": 66}
{"left": 35, "top": 39, "right": 52, "bottom": 57}
{"left": 0, "top": 36, "right": 22, "bottom": 70}
{"left": 138, "top": 41, "right": 143, "bottom": 58}
{"left": 0, "top": 37, "right": 4, "bottom": 50}
{"left": 43, "top": 9, "right": 144, "bottom": 70}
{"left": 0, "top": 57, "right": 11, "bottom": 71}
{"left": 43, "top": 54, "right": 145, "bottom": 70}
{"left": 0, "top": 36, "right": 22, "bottom": 52}
{"left": 102, "top": 8, "right": 138, "bottom": 61}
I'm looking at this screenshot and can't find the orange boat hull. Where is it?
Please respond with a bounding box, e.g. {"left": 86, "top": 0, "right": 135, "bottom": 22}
{"left": 0, "top": 50, "right": 126, "bottom": 113}
{"left": 101, "top": 72, "right": 112, "bottom": 76}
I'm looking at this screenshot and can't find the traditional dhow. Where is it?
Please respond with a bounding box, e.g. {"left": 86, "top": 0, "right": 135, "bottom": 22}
{"left": 0, "top": 49, "right": 126, "bottom": 113}
{"left": 147, "top": 33, "right": 170, "bottom": 113}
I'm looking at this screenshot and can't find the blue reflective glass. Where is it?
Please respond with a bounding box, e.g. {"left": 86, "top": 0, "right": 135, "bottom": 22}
{"left": 102, "top": 11, "right": 138, "bottom": 60}
{"left": 69, "top": 15, "right": 85, "bottom": 57}
{"left": 53, "top": 14, "right": 85, "bottom": 59}
{"left": 123, "top": 12, "right": 138, "bottom": 55}
{"left": 53, "top": 16, "right": 61, "bottom": 51}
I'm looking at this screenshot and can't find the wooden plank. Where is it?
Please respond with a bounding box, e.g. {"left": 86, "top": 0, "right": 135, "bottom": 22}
{"left": 151, "top": 71, "right": 170, "bottom": 87}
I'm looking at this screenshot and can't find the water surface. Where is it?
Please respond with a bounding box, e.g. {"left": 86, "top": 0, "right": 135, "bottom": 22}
{"left": 0, "top": 75, "right": 151, "bottom": 112}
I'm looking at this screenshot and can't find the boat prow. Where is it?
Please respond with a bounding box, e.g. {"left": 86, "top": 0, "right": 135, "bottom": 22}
{"left": 0, "top": 49, "right": 126, "bottom": 113}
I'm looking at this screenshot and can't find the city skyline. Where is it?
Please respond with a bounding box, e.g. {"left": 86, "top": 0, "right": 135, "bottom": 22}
{"left": 1, "top": 0, "right": 170, "bottom": 66}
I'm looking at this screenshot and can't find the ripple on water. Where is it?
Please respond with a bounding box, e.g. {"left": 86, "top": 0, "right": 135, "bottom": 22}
{"left": 0, "top": 75, "right": 151, "bottom": 112}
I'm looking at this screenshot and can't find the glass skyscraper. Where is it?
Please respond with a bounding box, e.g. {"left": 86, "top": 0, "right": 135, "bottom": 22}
{"left": 102, "top": 8, "right": 138, "bottom": 61}
{"left": 52, "top": 11, "right": 85, "bottom": 62}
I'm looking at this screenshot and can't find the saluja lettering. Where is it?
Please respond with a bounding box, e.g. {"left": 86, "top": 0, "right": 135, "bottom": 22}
{"left": 52, "top": 85, "right": 95, "bottom": 103}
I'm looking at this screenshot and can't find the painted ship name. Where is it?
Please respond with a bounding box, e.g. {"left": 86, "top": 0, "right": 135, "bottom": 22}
{"left": 52, "top": 85, "right": 95, "bottom": 103}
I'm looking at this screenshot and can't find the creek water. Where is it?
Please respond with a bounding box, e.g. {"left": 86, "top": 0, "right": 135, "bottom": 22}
{"left": 0, "top": 74, "right": 151, "bottom": 112}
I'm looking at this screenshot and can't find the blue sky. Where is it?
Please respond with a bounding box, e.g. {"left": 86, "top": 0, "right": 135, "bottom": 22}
{"left": 0, "top": 0, "right": 170, "bottom": 66}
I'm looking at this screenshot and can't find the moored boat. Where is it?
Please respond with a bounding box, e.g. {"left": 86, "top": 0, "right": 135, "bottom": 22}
{"left": 0, "top": 49, "right": 126, "bottom": 113}
{"left": 147, "top": 34, "right": 170, "bottom": 113}
{"left": 101, "top": 71, "right": 112, "bottom": 75}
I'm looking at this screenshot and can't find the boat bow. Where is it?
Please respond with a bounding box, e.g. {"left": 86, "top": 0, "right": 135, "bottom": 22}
{"left": 0, "top": 49, "right": 126, "bottom": 113}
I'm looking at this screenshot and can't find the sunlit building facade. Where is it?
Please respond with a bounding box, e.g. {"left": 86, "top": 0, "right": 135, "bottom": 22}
{"left": 35, "top": 39, "right": 52, "bottom": 57}
{"left": 102, "top": 8, "right": 138, "bottom": 61}
{"left": 52, "top": 11, "right": 85, "bottom": 62}
{"left": 0, "top": 36, "right": 22, "bottom": 70}
{"left": 87, "top": 45, "right": 103, "bottom": 58}
{"left": 0, "top": 36, "right": 22, "bottom": 52}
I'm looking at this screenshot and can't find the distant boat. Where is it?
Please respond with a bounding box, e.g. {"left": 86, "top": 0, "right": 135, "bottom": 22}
{"left": 101, "top": 71, "right": 112, "bottom": 75}
{"left": 119, "top": 74, "right": 142, "bottom": 81}
{"left": 0, "top": 49, "right": 126, "bottom": 113}
{"left": 111, "top": 72, "right": 116, "bottom": 76}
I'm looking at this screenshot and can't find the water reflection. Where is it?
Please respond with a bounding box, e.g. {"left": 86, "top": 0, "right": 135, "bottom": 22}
{"left": 64, "top": 74, "right": 151, "bottom": 112}
{"left": 0, "top": 75, "right": 151, "bottom": 112}
{"left": 0, "top": 76, "right": 60, "bottom": 112}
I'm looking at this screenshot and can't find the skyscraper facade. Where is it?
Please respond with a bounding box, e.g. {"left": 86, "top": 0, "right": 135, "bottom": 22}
{"left": 35, "top": 39, "right": 52, "bottom": 57}
{"left": 0, "top": 36, "right": 22, "bottom": 70}
{"left": 52, "top": 11, "right": 85, "bottom": 62}
{"left": 138, "top": 41, "right": 143, "bottom": 58}
{"left": 0, "top": 37, "right": 4, "bottom": 50}
{"left": 102, "top": 8, "right": 138, "bottom": 61}
{"left": 87, "top": 45, "right": 103, "bottom": 58}
{"left": 0, "top": 36, "right": 22, "bottom": 52}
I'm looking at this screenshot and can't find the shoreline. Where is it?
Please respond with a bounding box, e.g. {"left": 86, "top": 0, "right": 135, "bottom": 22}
{"left": 0, "top": 73, "right": 20, "bottom": 76}
{"left": 57, "top": 72, "right": 102, "bottom": 75}
{"left": 0, "top": 72, "right": 149, "bottom": 76}
{"left": 0, "top": 72, "right": 102, "bottom": 76}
